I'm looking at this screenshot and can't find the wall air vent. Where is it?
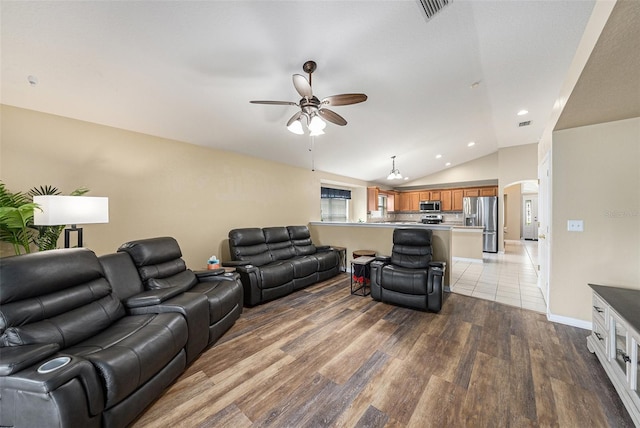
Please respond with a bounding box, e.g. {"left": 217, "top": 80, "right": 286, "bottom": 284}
{"left": 519, "top": 121, "right": 532, "bottom": 127}
{"left": 418, "top": 0, "right": 452, "bottom": 21}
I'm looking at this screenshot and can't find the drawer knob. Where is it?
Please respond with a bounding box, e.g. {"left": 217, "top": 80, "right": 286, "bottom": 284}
{"left": 616, "top": 348, "right": 631, "bottom": 363}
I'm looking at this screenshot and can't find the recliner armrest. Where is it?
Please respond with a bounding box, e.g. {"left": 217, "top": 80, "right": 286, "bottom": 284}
{"left": 194, "top": 268, "right": 226, "bottom": 279}
{"left": 0, "top": 343, "right": 60, "bottom": 376}
{"left": 429, "top": 261, "right": 447, "bottom": 271}
{"left": 316, "top": 245, "right": 331, "bottom": 252}
{"left": 223, "top": 260, "right": 251, "bottom": 267}
{"left": 123, "top": 286, "right": 190, "bottom": 308}
{"left": 374, "top": 255, "right": 391, "bottom": 263}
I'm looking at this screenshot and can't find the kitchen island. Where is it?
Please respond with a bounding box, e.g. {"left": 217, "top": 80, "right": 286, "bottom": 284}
{"left": 309, "top": 222, "right": 452, "bottom": 287}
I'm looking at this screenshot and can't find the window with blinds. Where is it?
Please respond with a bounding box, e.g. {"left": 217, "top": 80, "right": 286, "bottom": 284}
{"left": 320, "top": 187, "right": 351, "bottom": 222}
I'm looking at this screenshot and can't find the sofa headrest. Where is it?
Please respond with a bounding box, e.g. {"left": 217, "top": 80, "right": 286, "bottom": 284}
{"left": 287, "top": 225, "right": 311, "bottom": 240}
{"left": 118, "top": 237, "right": 182, "bottom": 267}
{"left": 393, "top": 228, "right": 432, "bottom": 246}
{"left": 391, "top": 228, "right": 433, "bottom": 269}
{"left": 228, "top": 228, "right": 266, "bottom": 246}
{"left": 0, "top": 248, "right": 104, "bottom": 304}
{"left": 263, "top": 227, "right": 290, "bottom": 243}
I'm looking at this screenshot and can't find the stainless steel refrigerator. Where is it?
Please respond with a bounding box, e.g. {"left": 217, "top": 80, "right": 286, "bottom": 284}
{"left": 463, "top": 196, "right": 498, "bottom": 253}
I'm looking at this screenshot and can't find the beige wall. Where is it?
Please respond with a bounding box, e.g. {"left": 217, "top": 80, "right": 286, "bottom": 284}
{"left": 504, "top": 184, "right": 522, "bottom": 240}
{"left": 551, "top": 117, "right": 640, "bottom": 321}
{"left": 0, "top": 105, "right": 368, "bottom": 266}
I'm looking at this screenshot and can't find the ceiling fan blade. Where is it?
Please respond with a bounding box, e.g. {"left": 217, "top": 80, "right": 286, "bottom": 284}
{"left": 293, "top": 74, "right": 312, "bottom": 98}
{"left": 322, "top": 93, "right": 368, "bottom": 106}
{"left": 250, "top": 100, "right": 298, "bottom": 106}
{"left": 286, "top": 111, "right": 303, "bottom": 127}
{"left": 318, "top": 108, "right": 347, "bottom": 126}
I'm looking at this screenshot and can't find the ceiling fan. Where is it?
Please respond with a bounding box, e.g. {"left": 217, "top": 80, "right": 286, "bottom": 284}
{"left": 250, "top": 60, "right": 368, "bottom": 135}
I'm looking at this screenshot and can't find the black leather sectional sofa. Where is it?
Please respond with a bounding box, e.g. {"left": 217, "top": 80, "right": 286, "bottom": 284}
{"left": 227, "top": 225, "right": 340, "bottom": 306}
{"left": 0, "top": 237, "right": 243, "bottom": 428}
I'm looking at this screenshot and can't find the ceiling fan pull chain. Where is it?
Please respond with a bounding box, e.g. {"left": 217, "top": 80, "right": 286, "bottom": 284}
{"left": 310, "top": 136, "right": 315, "bottom": 171}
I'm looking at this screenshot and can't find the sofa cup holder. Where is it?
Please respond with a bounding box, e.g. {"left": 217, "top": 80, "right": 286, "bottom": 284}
{"left": 37, "top": 356, "right": 71, "bottom": 374}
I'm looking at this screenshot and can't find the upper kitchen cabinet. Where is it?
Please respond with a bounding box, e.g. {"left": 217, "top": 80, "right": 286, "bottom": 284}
{"left": 480, "top": 187, "right": 497, "bottom": 196}
{"left": 397, "top": 192, "right": 420, "bottom": 211}
{"left": 419, "top": 190, "right": 441, "bottom": 201}
{"left": 464, "top": 188, "right": 480, "bottom": 197}
{"left": 452, "top": 189, "right": 464, "bottom": 211}
{"left": 368, "top": 187, "right": 398, "bottom": 212}
{"left": 367, "top": 187, "right": 379, "bottom": 212}
{"left": 440, "top": 190, "right": 452, "bottom": 211}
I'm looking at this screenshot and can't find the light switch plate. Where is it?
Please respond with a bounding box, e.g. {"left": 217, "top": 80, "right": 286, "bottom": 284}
{"left": 567, "top": 220, "right": 584, "bottom": 232}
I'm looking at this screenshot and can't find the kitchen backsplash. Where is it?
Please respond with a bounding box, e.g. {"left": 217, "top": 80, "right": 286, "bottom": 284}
{"left": 367, "top": 212, "right": 464, "bottom": 224}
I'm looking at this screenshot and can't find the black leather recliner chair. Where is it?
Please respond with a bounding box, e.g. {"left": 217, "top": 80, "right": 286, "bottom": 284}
{"left": 116, "top": 237, "right": 244, "bottom": 350}
{"left": 370, "top": 228, "right": 446, "bottom": 312}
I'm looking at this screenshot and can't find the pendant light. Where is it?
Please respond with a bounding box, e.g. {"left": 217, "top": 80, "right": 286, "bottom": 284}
{"left": 387, "top": 155, "right": 403, "bottom": 180}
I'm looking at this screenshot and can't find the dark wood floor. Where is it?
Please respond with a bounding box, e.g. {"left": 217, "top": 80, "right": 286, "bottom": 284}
{"left": 133, "top": 274, "right": 633, "bottom": 427}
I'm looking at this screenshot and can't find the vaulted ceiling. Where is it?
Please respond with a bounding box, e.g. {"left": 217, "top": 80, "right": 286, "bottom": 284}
{"left": 1, "top": 1, "right": 599, "bottom": 184}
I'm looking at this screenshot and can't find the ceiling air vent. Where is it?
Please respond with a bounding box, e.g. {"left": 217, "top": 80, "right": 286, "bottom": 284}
{"left": 519, "top": 121, "right": 532, "bottom": 127}
{"left": 418, "top": 0, "right": 452, "bottom": 21}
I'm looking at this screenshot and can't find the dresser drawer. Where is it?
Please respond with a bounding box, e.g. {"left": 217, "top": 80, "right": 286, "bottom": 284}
{"left": 591, "top": 318, "right": 608, "bottom": 356}
{"left": 592, "top": 293, "right": 608, "bottom": 328}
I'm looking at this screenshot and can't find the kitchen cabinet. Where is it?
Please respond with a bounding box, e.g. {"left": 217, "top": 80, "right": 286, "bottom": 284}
{"left": 480, "top": 187, "right": 497, "bottom": 197}
{"left": 393, "top": 186, "right": 496, "bottom": 212}
{"left": 367, "top": 187, "right": 379, "bottom": 212}
{"left": 387, "top": 192, "right": 396, "bottom": 212}
{"left": 452, "top": 189, "right": 464, "bottom": 211}
{"left": 397, "top": 192, "right": 420, "bottom": 211}
{"left": 587, "top": 284, "right": 640, "bottom": 426}
{"left": 418, "top": 190, "right": 440, "bottom": 201}
{"left": 440, "top": 190, "right": 452, "bottom": 211}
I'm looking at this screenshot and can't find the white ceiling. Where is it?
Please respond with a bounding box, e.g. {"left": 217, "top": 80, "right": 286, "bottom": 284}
{"left": 1, "top": 1, "right": 596, "bottom": 185}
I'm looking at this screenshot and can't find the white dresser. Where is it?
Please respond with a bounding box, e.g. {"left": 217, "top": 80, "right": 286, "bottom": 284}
{"left": 588, "top": 284, "right": 640, "bottom": 426}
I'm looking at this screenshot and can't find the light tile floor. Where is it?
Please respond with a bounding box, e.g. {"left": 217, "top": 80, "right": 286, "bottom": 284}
{"left": 450, "top": 240, "right": 547, "bottom": 313}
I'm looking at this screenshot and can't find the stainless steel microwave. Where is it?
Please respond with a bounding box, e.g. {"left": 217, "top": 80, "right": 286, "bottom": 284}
{"left": 419, "top": 200, "right": 441, "bottom": 212}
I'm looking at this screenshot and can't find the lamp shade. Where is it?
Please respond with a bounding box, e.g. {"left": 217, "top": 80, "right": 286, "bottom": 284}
{"left": 33, "top": 196, "right": 109, "bottom": 226}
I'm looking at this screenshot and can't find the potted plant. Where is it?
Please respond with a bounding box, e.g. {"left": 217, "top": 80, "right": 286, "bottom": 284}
{"left": 0, "top": 182, "right": 89, "bottom": 255}
{"left": 0, "top": 182, "right": 39, "bottom": 255}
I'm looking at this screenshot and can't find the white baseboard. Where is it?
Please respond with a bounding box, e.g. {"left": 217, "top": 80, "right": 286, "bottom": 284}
{"left": 547, "top": 313, "right": 592, "bottom": 330}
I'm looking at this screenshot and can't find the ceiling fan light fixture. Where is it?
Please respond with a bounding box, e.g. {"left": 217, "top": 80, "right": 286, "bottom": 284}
{"left": 287, "top": 119, "right": 304, "bottom": 135}
{"left": 308, "top": 115, "right": 326, "bottom": 132}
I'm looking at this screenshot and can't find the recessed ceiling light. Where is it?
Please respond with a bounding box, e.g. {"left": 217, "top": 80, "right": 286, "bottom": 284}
{"left": 517, "top": 109, "right": 529, "bottom": 116}
{"left": 467, "top": 141, "right": 475, "bottom": 147}
{"left": 404, "top": 177, "right": 409, "bottom": 181}
{"left": 445, "top": 162, "right": 451, "bottom": 167}
{"left": 470, "top": 81, "right": 481, "bottom": 89}
{"left": 27, "top": 75, "right": 38, "bottom": 86}
{"left": 435, "top": 154, "right": 442, "bottom": 159}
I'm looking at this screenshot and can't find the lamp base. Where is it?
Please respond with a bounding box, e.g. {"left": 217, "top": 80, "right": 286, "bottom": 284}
{"left": 64, "top": 225, "right": 83, "bottom": 248}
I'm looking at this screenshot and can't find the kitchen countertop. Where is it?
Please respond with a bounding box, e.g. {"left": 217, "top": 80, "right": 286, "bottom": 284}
{"left": 310, "top": 221, "right": 483, "bottom": 231}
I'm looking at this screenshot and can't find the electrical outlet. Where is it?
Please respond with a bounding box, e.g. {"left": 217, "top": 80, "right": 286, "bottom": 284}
{"left": 567, "top": 220, "right": 584, "bottom": 232}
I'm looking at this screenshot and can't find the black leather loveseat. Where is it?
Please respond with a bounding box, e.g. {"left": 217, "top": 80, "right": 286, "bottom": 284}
{"left": 0, "top": 239, "right": 243, "bottom": 428}
{"left": 227, "top": 225, "right": 340, "bottom": 306}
